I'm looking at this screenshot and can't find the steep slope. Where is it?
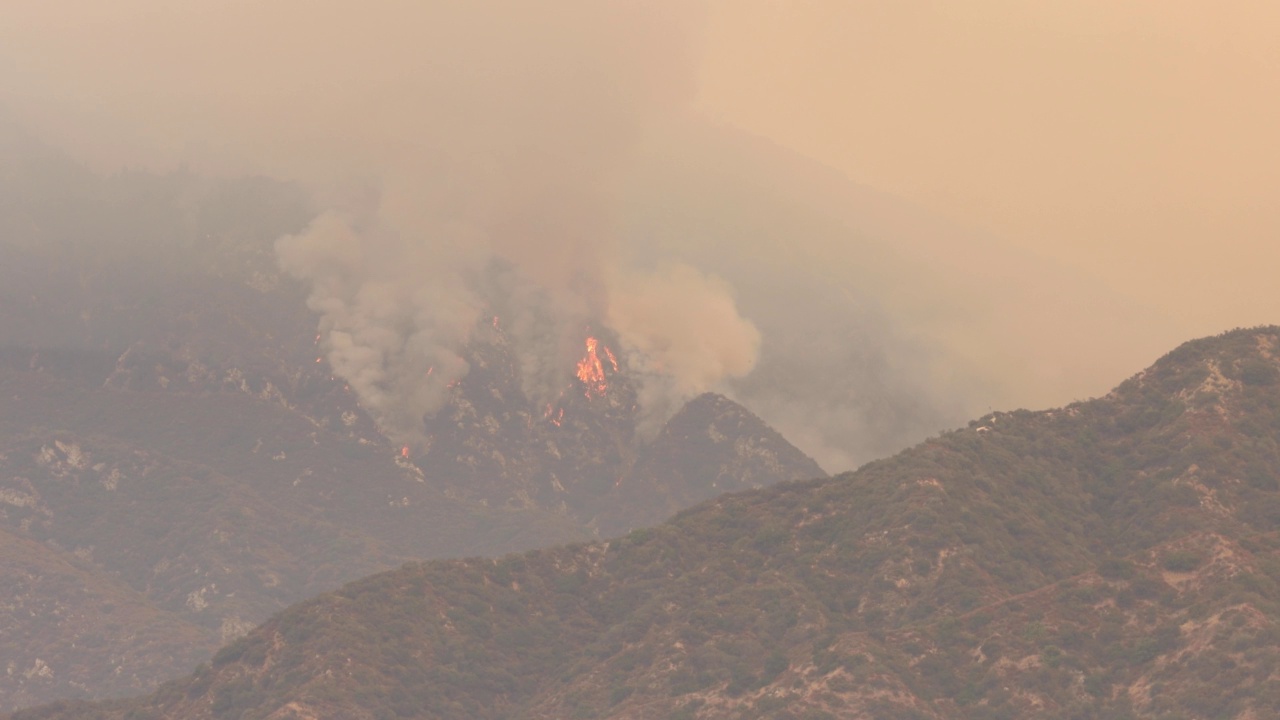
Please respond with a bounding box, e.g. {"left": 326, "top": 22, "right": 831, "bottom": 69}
{"left": 597, "top": 392, "right": 825, "bottom": 536}
{"left": 0, "top": 153, "right": 823, "bottom": 709}
{"left": 17, "top": 326, "right": 1280, "bottom": 720}
{"left": 0, "top": 357, "right": 587, "bottom": 708}
{"left": 415, "top": 326, "right": 827, "bottom": 536}
{"left": 0, "top": 321, "right": 820, "bottom": 710}
{"left": 0, "top": 525, "right": 209, "bottom": 710}
{"left": 0, "top": 288, "right": 819, "bottom": 711}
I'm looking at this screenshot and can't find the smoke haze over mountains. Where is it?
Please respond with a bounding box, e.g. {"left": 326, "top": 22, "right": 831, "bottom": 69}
{"left": 1, "top": 1, "right": 767, "bottom": 451}
{"left": 2, "top": 1, "right": 1272, "bottom": 470}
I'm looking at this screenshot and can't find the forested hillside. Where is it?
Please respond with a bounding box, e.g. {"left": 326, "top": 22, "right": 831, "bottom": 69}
{"left": 18, "top": 327, "right": 1280, "bottom": 719}
{"left": 0, "top": 132, "right": 821, "bottom": 710}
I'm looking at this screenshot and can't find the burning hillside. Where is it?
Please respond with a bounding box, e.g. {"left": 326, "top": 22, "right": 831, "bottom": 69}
{"left": 576, "top": 336, "right": 619, "bottom": 400}
{"left": 410, "top": 320, "right": 817, "bottom": 534}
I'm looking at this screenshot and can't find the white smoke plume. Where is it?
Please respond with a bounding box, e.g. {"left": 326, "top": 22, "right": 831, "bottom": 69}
{"left": 1, "top": 1, "right": 1224, "bottom": 471}
{"left": 22, "top": 0, "right": 761, "bottom": 445}
{"left": 274, "top": 211, "right": 480, "bottom": 445}
{"left": 607, "top": 264, "right": 761, "bottom": 428}
{"left": 2, "top": 0, "right": 961, "bottom": 468}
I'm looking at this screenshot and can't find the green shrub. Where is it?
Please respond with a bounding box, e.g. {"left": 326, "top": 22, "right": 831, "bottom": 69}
{"left": 1163, "top": 551, "right": 1203, "bottom": 572}
{"left": 1240, "top": 361, "right": 1279, "bottom": 386}
{"left": 1098, "top": 559, "right": 1135, "bottom": 580}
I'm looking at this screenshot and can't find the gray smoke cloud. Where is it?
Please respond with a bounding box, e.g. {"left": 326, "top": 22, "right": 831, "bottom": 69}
{"left": 274, "top": 211, "right": 477, "bottom": 444}
{"left": 0, "top": 0, "right": 1002, "bottom": 468}
{"left": 34, "top": 0, "right": 765, "bottom": 447}
{"left": 8, "top": 1, "right": 1170, "bottom": 471}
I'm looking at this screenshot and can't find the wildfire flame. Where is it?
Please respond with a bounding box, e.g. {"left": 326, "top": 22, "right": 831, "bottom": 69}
{"left": 401, "top": 446, "right": 410, "bottom": 458}
{"left": 575, "top": 336, "right": 617, "bottom": 399}
{"left": 542, "top": 402, "right": 563, "bottom": 427}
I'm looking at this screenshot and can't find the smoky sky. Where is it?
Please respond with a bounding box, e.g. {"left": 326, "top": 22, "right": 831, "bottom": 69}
{"left": 699, "top": 0, "right": 1280, "bottom": 403}
{"left": 3, "top": 1, "right": 1257, "bottom": 469}
{"left": 0, "top": 1, "right": 768, "bottom": 455}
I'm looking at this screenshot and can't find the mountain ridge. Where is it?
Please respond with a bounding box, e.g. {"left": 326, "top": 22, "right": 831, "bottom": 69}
{"left": 15, "top": 326, "right": 1280, "bottom": 719}
{"left": 0, "top": 146, "right": 825, "bottom": 710}
{"left": 0, "top": 346, "right": 815, "bottom": 710}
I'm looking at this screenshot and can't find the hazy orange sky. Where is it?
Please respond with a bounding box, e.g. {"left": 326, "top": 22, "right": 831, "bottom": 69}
{"left": 698, "top": 0, "right": 1280, "bottom": 334}
{"left": 701, "top": 0, "right": 1280, "bottom": 325}
{"left": 5, "top": 0, "right": 1274, "bottom": 340}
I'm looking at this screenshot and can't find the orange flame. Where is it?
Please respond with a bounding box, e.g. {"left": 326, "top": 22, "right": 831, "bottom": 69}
{"left": 575, "top": 336, "right": 615, "bottom": 399}
{"left": 401, "top": 446, "right": 410, "bottom": 458}
{"left": 543, "top": 400, "right": 567, "bottom": 427}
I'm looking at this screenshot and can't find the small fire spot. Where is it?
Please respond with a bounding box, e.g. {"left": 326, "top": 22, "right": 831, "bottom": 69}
{"left": 576, "top": 336, "right": 618, "bottom": 399}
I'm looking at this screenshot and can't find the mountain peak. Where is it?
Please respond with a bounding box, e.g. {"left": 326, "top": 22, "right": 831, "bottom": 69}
{"left": 1094, "top": 325, "right": 1280, "bottom": 441}
{"left": 1137, "top": 325, "right": 1280, "bottom": 396}
{"left": 592, "top": 392, "right": 825, "bottom": 536}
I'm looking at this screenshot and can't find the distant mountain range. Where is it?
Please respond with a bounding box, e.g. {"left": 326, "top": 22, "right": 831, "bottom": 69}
{"left": 12, "top": 326, "right": 1280, "bottom": 719}
{"left": 0, "top": 145, "right": 821, "bottom": 709}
